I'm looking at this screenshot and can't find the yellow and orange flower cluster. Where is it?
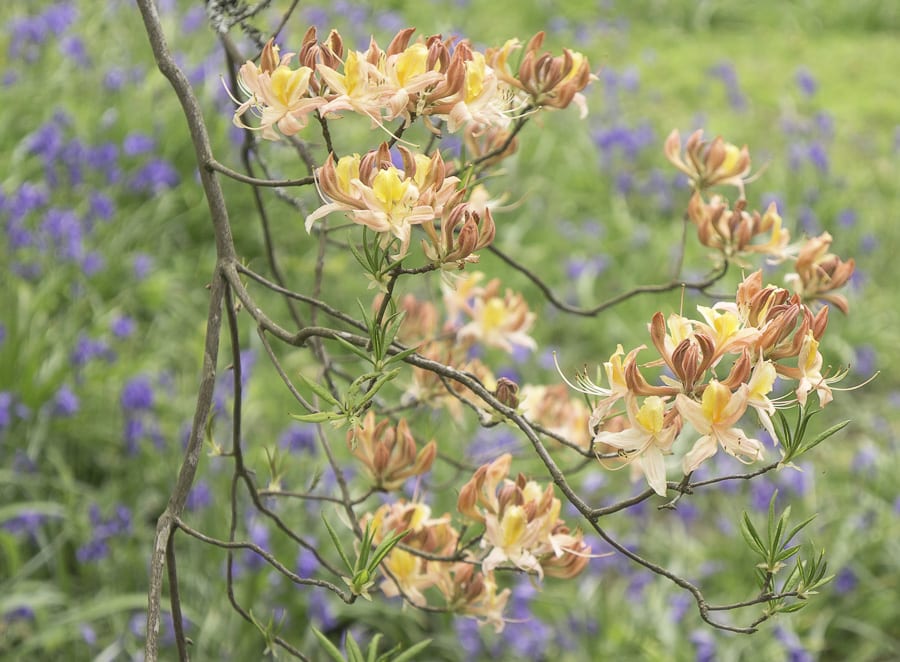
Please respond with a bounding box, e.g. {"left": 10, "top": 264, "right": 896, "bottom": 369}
{"left": 457, "top": 454, "right": 591, "bottom": 579}
{"left": 234, "top": 28, "right": 594, "bottom": 141}
{"left": 349, "top": 411, "right": 436, "bottom": 490}
{"left": 562, "top": 268, "right": 851, "bottom": 494}
{"left": 305, "top": 142, "right": 462, "bottom": 258}
{"left": 362, "top": 499, "right": 514, "bottom": 630}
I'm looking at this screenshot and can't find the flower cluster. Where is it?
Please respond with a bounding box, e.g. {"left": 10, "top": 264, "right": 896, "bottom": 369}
{"left": 305, "top": 142, "right": 461, "bottom": 257}
{"left": 359, "top": 453, "right": 590, "bottom": 630}
{"left": 362, "top": 500, "right": 511, "bottom": 631}
{"left": 349, "top": 411, "right": 436, "bottom": 490}
{"left": 233, "top": 28, "right": 594, "bottom": 141}
{"left": 457, "top": 454, "right": 591, "bottom": 579}
{"left": 562, "top": 267, "right": 850, "bottom": 495}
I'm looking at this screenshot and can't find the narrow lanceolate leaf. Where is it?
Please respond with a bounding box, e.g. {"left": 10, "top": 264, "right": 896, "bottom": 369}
{"left": 369, "top": 528, "right": 410, "bottom": 571}
{"left": 321, "top": 513, "right": 354, "bottom": 573}
{"left": 345, "top": 631, "right": 365, "bottom": 662}
{"left": 290, "top": 411, "right": 343, "bottom": 424}
{"left": 296, "top": 370, "right": 342, "bottom": 407}
{"left": 804, "top": 420, "right": 850, "bottom": 453}
{"left": 389, "top": 639, "right": 433, "bottom": 662}
{"left": 333, "top": 334, "right": 375, "bottom": 363}
{"left": 312, "top": 627, "right": 346, "bottom": 662}
{"left": 366, "top": 633, "right": 384, "bottom": 662}
{"left": 741, "top": 513, "right": 766, "bottom": 556}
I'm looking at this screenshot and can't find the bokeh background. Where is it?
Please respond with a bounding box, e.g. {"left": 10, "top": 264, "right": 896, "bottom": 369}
{"left": 1, "top": 0, "right": 898, "bottom": 659}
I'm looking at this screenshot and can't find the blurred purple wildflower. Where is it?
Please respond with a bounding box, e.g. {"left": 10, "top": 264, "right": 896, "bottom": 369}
{"left": 71, "top": 334, "right": 114, "bottom": 368}
{"left": 3, "top": 606, "right": 35, "bottom": 623}
{"left": 795, "top": 68, "right": 817, "bottom": 96}
{"left": 81, "top": 251, "right": 105, "bottom": 275}
{"left": 833, "top": 567, "right": 858, "bottom": 595}
{"left": 182, "top": 5, "right": 206, "bottom": 32}
{"left": 59, "top": 35, "right": 89, "bottom": 64}
{"left": 77, "top": 503, "right": 132, "bottom": 563}
{"left": 130, "top": 159, "right": 179, "bottom": 193}
{"left": 123, "top": 133, "right": 157, "bottom": 156}
{"left": 53, "top": 384, "right": 80, "bottom": 417}
{"left": 308, "top": 588, "right": 338, "bottom": 630}
{"left": 186, "top": 480, "right": 212, "bottom": 511}
{"left": 690, "top": 629, "right": 717, "bottom": 662}
{"left": 279, "top": 423, "right": 317, "bottom": 454}
{"left": 111, "top": 315, "right": 136, "bottom": 339}
{"left": 0, "top": 392, "right": 13, "bottom": 431}
{"left": 133, "top": 253, "right": 154, "bottom": 279}
{"left": 3, "top": 511, "right": 50, "bottom": 538}
{"left": 467, "top": 428, "right": 520, "bottom": 464}
{"left": 852, "top": 345, "right": 876, "bottom": 377}
{"left": 775, "top": 626, "right": 814, "bottom": 662}
{"left": 121, "top": 376, "right": 155, "bottom": 411}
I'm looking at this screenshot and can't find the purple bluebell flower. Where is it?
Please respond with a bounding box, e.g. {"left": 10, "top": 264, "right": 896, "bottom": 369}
{"left": 833, "top": 567, "right": 858, "bottom": 595}
{"left": 279, "top": 423, "right": 317, "bottom": 454}
{"left": 297, "top": 545, "right": 319, "bottom": 577}
{"left": 81, "top": 251, "right": 104, "bottom": 275}
{"left": 852, "top": 444, "right": 878, "bottom": 475}
{"left": 111, "top": 315, "right": 136, "bottom": 339}
{"left": 130, "top": 159, "right": 179, "bottom": 193}
{"left": 83, "top": 143, "right": 120, "bottom": 184}
{"left": 26, "top": 122, "right": 64, "bottom": 160}
{"left": 795, "top": 68, "right": 817, "bottom": 96}
{"left": 71, "top": 334, "right": 114, "bottom": 367}
{"left": 467, "top": 428, "right": 520, "bottom": 464}
{"left": 41, "top": 207, "right": 84, "bottom": 260}
{"left": 807, "top": 142, "right": 829, "bottom": 173}
{"left": 87, "top": 191, "right": 115, "bottom": 221}
{"left": 3, "top": 606, "right": 35, "bottom": 622}
{"left": 59, "top": 35, "right": 89, "bottom": 64}
{"left": 852, "top": 345, "right": 876, "bottom": 377}
{"left": 186, "top": 480, "right": 212, "bottom": 511}
{"left": 454, "top": 615, "right": 484, "bottom": 658}
{"left": 182, "top": 5, "right": 206, "bottom": 33}
{"left": 133, "top": 253, "right": 154, "bottom": 280}
{"left": 122, "top": 417, "right": 143, "bottom": 455}
{"left": 77, "top": 538, "right": 110, "bottom": 563}
{"left": 123, "top": 133, "right": 157, "bottom": 156}
{"left": 690, "top": 629, "right": 717, "bottom": 662}
{"left": 53, "top": 384, "right": 79, "bottom": 417}
{"left": 836, "top": 208, "right": 857, "bottom": 228}
{"left": 308, "top": 588, "right": 338, "bottom": 630}
{"left": 0, "top": 392, "right": 13, "bottom": 431}
{"left": 121, "top": 376, "right": 155, "bottom": 411}
{"left": 80, "top": 624, "right": 97, "bottom": 646}
{"left": 243, "top": 520, "right": 270, "bottom": 569}
{"left": 3, "top": 511, "right": 48, "bottom": 538}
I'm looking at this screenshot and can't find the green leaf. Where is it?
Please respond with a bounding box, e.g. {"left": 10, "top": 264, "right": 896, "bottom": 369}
{"left": 346, "top": 631, "right": 365, "bottom": 662}
{"left": 290, "top": 411, "right": 344, "bottom": 424}
{"left": 321, "top": 513, "right": 354, "bottom": 573}
{"left": 803, "top": 419, "right": 850, "bottom": 453}
{"left": 333, "top": 334, "right": 375, "bottom": 364}
{"left": 740, "top": 513, "right": 766, "bottom": 556}
{"left": 367, "top": 633, "right": 384, "bottom": 662}
{"left": 389, "top": 639, "right": 433, "bottom": 662}
{"left": 296, "top": 371, "right": 342, "bottom": 407}
{"left": 312, "top": 627, "right": 347, "bottom": 662}
{"left": 368, "top": 528, "right": 409, "bottom": 572}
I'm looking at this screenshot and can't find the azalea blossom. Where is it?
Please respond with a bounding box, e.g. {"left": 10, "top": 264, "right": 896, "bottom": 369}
{"left": 593, "top": 394, "right": 678, "bottom": 496}
{"left": 456, "top": 283, "right": 537, "bottom": 353}
{"left": 664, "top": 129, "right": 752, "bottom": 195}
{"left": 305, "top": 144, "right": 460, "bottom": 257}
{"left": 232, "top": 40, "right": 325, "bottom": 140}
{"left": 676, "top": 380, "right": 763, "bottom": 474}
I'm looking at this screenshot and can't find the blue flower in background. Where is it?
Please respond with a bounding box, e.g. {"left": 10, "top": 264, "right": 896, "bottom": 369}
{"left": 121, "top": 375, "right": 155, "bottom": 411}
